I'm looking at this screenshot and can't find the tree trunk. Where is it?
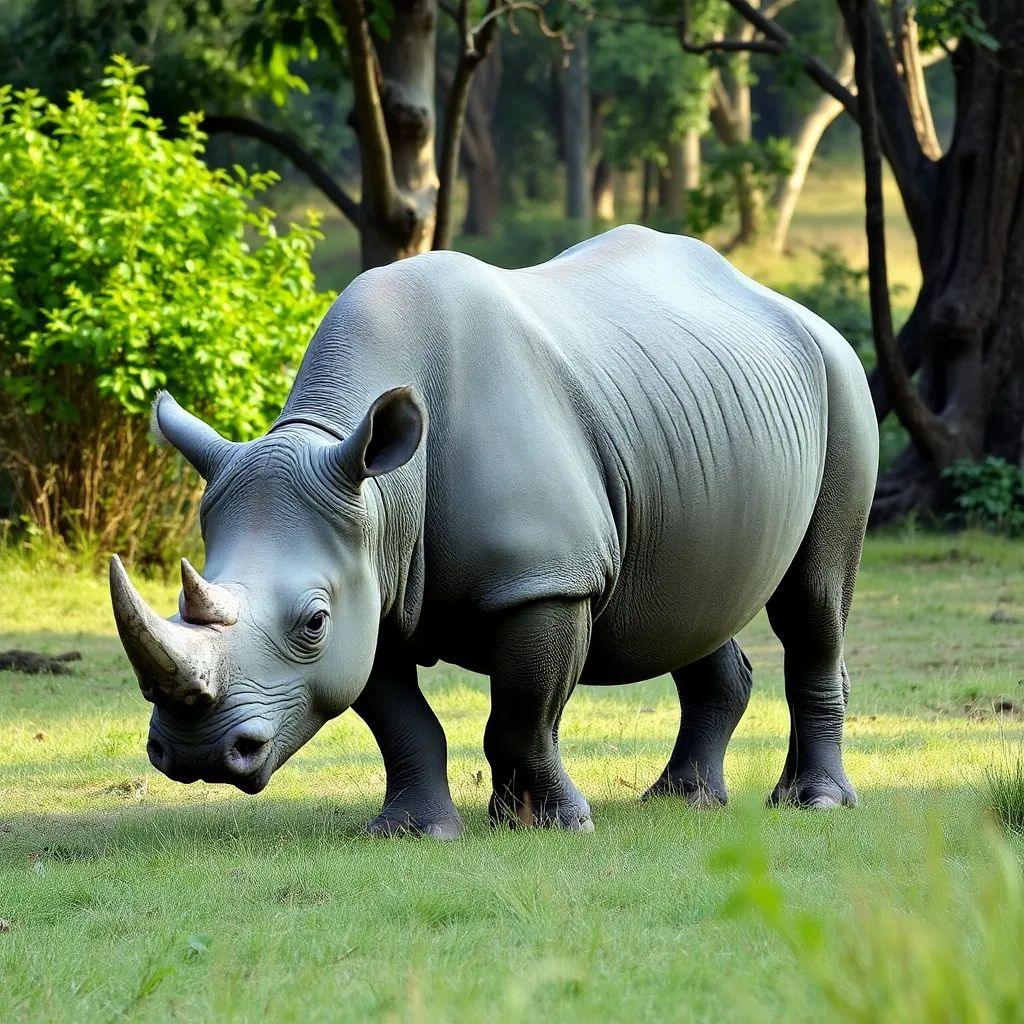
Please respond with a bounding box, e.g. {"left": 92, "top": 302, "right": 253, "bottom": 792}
{"left": 462, "top": 116, "right": 500, "bottom": 236}
{"left": 461, "top": 36, "right": 502, "bottom": 237}
{"left": 682, "top": 128, "right": 701, "bottom": 190}
{"left": 357, "top": 0, "right": 439, "bottom": 269}
{"left": 665, "top": 139, "right": 685, "bottom": 217}
{"left": 641, "top": 159, "right": 655, "bottom": 222}
{"left": 657, "top": 162, "right": 673, "bottom": 211}
{"left": 870, "top": 12, "right": 1024, "bottom": 521}
{"left": 563, "top": 31, "right": 591, "bottom": 223}
{"left": 771, "top": 39, "right": 855, "bottom": 253}
{"left": 592, "top": 157, "right": 615, "bottom": 220}
{"left": 709, "top": 61, "right": 763, "bottom": 247}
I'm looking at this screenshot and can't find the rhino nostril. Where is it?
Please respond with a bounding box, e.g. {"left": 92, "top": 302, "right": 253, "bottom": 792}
{"left": 224, "top": 727, "right": 273, "bottom": 775}
{"left": 233, "top": 736, "right": 266, "bottom": 760}
{"left": 147, "top": 736, "right": 166, "bottom": 767}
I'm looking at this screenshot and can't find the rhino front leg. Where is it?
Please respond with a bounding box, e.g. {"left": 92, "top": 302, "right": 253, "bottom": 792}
{"left": 353, "top": 653, "right": 463, "bottom": 839}
{"left": 485, "top": 598, "right": 594, "bottom": 831}
{"left": 643, "top": 638, "right": 753, "bottom": 806}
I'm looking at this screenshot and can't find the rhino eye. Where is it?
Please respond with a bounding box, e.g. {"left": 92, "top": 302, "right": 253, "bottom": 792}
{"left": 304, "top": 610, "right": 328, "bottom": 639}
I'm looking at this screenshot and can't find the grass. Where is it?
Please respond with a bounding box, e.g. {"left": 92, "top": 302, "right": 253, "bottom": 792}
{"left": 1, "top": 532, "right": 1024, "bottom": 1020}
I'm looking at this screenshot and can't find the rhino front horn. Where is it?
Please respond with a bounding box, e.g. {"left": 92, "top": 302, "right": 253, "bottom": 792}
{"left": 179, "top": 558, "right": 239, "bottom": 625}
{"left": 109, "top": 555, "right": 223, "bottom": 707}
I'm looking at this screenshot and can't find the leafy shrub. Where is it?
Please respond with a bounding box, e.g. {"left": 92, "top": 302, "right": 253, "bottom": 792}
{"left": 0, "top": 58, "right": 334, "bottom": 563}
{"left": 942, "top": 457, "right": 1024, "bottom": 535}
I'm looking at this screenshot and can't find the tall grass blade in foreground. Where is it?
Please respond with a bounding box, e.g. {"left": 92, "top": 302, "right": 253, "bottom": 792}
{"left": 712, "top": 808, "right": 1024, "bottom": 1023}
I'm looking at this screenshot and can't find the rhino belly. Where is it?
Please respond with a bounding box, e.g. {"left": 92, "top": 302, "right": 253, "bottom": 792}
{"left": 581, "top": 436, "right": 823, "bottom": 685}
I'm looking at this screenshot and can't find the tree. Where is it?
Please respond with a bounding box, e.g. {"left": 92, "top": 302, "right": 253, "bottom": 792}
{"left": 0, "top": 0, "right": 541, "bottom": 269}
{"left": 562, "top": 27, "right": 592, "bottom": 221}
{"left": 586, "top": 3, "right": 714, "bottom": 225}
{"left": 720, "top": 0, "right": 1024, "bottom": 519}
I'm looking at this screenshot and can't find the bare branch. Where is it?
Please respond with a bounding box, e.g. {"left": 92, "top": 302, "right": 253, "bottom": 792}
{"left": 853, "top": 0, "right": 955, "bottom": 466}
{"left": 199, "top": 115, "right": 360, "bottom": 228}
{"left": 891, "top": 3, "right": 942, "bottom": 159}
{"left": 718, "top": 0, "right": 859, "bottom": 116}
{"left": 335, "top": 0, "right": 400, "bottom": 225}
{"left": 474, "top": 2, "right": 571, "bottom": 46}
{"left": 436, "top": 1, "right": 493, "bottom": 249}
{"left": 920, "top": 43, "right": 953, "bottom": 68}
{"left": 760, "top": 0, "right": 800, "bottom": 21}
{"left": 682, "top": 37, "right": 785, "bottom": 54}
{"left": 835, "top": 0, "right": 936, "bottom": 246}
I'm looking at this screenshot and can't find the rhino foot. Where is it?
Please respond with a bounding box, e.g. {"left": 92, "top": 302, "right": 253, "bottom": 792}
{"left": 642, "top": 770, "right": 727, "bottom": 807}
{"left": 366, "top": 804, "right": 464, "bottom": 840}
{"left": 488, "top": 781, "right": 594, "bottom": 832}
{"left": 768, "top": 769, "right": 857, "bottom": 809}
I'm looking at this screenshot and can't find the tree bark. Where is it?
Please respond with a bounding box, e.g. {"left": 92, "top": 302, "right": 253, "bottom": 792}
{"left": 461, "top": 33, "right": 502, "bottom": 237}
{"left": 771, "top": 37, "right": 855, "bottom": 253}
{"left": 709, "top": 60, "right": 763, "bottom": 246}
{"left": 563, "top": 30, "right": 591, "bottom": 223}
{"left": 869, "top": 3, "right": 1024, "bottom": 520}
{"left": 592, "top": 157, "right": 616, "bottom": 220}
{"left": 641, "top": 158, "right": 655, "bottom": 222}
{"left": 338, "top": 0, "right": 439, "bottom": 269}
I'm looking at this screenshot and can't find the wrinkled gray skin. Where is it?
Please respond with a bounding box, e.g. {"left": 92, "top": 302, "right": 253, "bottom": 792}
{"left": 111, "top": 225, "right": 878, "bottom": 836}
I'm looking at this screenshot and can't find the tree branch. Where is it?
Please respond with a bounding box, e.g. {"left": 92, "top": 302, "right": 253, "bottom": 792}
{"left": 891, "top": 2, "right": 942, "bottom": 159}
{"left": 434, "top": 0, "right": 502, "bottom": 250}
{"left": 854, "top": 0, "right": 954, "bottom": 467}
{"left": 715, "top": 0, "right": 859, "bottom": 116}
{"left": 335, "top": 0, "right": 400, "bottom": 225}
{"left": 761, "top": 0, "right": 800, "bottom": 21}
{"left": 199, "top": 115, "right": 360, "bottom": 227}
{"left": 836, "top": 0, "right": 936, "bottom": 244}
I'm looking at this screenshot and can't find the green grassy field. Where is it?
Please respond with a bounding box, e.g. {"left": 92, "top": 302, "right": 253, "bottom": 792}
{"left": 1, "top": 532, "right": 1023, "bottom": 1021}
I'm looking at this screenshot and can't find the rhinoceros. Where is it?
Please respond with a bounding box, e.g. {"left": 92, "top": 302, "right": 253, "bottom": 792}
{"left": 110, "top": 225, "right": 878, "bottom": 836}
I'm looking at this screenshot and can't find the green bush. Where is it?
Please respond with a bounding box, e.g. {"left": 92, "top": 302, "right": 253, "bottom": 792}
{"left": 0, "top": 57, "right": 334, "bottom": 562}
{"left": 942, "top": 456, "right": 1024, "bottom": 535}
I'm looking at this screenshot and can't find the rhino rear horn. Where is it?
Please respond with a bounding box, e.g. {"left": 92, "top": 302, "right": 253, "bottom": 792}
{"left": 109, "top": 555, "right": 224, "bottom": 707}
{"left": 179, "top": 558, "right": 239, "bottom": 625}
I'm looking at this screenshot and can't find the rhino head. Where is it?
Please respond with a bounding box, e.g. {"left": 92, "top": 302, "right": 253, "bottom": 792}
{"left": 111, "top": 386, "right": 425, "bottom": 793}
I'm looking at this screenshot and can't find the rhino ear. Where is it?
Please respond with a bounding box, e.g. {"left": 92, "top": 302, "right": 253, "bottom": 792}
{"left": 151, "top": 392, "right": 234, "bottom": 482}
{"left": 328, "top": 386, "right": 425, "bottom": 487}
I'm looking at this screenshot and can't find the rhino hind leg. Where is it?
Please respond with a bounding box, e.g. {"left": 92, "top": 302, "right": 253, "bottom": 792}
{"left": 485, "top": 598, "right": 594, "bottom": 831}
{"left": 352, "top": 656, "right": 464, "bottom": 839}
{"left": 642, "top": 638, "right": 753, "bottom": 806}
{"left": 764, "top": 414, "right": 873, "bottom": 810}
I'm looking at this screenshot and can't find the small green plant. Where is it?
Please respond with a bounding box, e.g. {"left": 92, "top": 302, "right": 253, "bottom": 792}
{"left": 942, "top": 456, "right": 1024, "bottom": 535}
{"left": 0, "top": 57, "right": 334, "bottom": 562}
{"left": 987, "top": 756, "right": 1024, "bottom": 834}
